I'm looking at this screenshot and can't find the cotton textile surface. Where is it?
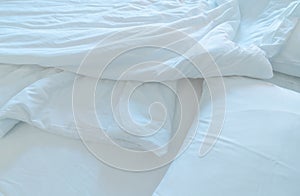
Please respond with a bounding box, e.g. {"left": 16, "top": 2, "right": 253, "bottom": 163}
{"left": 0, "top": 0, "right": 299, "bottom": 154}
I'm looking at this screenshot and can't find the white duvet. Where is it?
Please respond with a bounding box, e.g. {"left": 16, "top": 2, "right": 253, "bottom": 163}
{"left": 0, "top": 0, "right": 275, "bottom": 80}
{"left": 0, "top": 0, "right": 299, "bottom": 156}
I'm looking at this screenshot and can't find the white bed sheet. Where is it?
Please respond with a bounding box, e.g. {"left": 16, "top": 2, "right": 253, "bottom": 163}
{"left": 0, "top": 123, "right": 169, "bottom": 196}
{"left": 154, "top": 77, "right": 300, "bottom": 196}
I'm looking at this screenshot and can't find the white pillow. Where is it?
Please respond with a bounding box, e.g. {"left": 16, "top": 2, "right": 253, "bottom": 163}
{"left": 235, "top": 0, "right": 300, "bottom": 77}
{"left": 236, "top": 0, "right": 300, "bottom": 57}
{"left": 271, "top": 21, "right": 300, "bottom": 77}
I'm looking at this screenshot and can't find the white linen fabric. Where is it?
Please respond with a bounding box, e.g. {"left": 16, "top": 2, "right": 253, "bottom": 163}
{"left": 1, "top": 77, "right": 300, "bottom": 196}
{"left": 271, "top": 22, "right": 300, "bottom": 77}
{"left": 235, "top": 0, "right": 300, "bottom": 76}
{"left": 0, "top": 64, "right": 201, "bottom": 155}
{"left": 235, "top": 0, "right": 300, "bottom": 57}
{"left": 0, "top": 123, "right": 169, "bottom": 196}
{"left": 236, "top": 0, "right": 300, "bottom": 76}
{"left": 154, "top": 77, "right": 300, "bottom": 196}
{"left": 0, "top": 0, "right": 273, "bottom": 80}
{"left": 1, "top": 0, "right": 299, "bottom": 153}
{"left": 0, "top": 65, "right": 61, "bottom": 135}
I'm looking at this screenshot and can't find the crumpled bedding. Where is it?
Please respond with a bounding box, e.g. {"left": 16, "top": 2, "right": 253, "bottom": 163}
{"left": 0, "top": 0, "right": 274, "bottom": 80}
{"left": 0, "top": 65, "right": 198, "bottom": 155}
{"left": 1, "top": 77, "right": 300, "bottom": 196}
{"left": 0, "top": 0, "right": 299, "bottom": 153}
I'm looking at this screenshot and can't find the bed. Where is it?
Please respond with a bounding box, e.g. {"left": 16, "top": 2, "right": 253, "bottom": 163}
{"left": 1, "top": 0, "right": 300, "bottom": 195}
{"left": 1, "top": 77, "right": 300, "bottom": 196}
